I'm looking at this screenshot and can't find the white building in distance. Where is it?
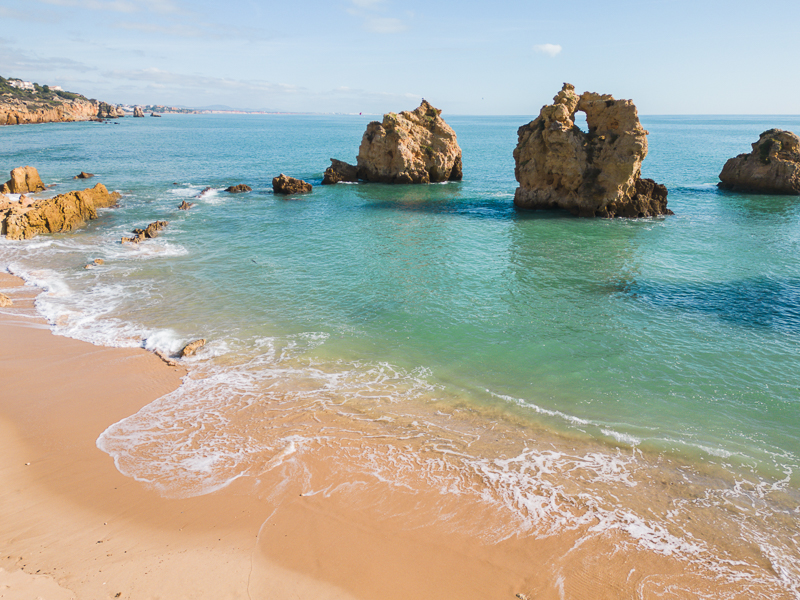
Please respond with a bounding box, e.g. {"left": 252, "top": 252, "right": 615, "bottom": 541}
{"left": 8, "top": 79, "right": 35, "bottom": 91}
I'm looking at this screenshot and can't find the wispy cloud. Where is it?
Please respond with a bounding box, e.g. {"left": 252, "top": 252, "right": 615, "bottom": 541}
{"left": 0, "top": 38, "right": 95, "bottom": 73}
{"left": 105, "top": 68, "right": 304, "bottom": 95}
{"left": 38, "top": 0, "right": 180, "bottom": 14}
{"left": 534, "top": 43, "right": 562, "bottom": 57}
{"left": 347, "top": 0, "right": 409, "bottom": 34}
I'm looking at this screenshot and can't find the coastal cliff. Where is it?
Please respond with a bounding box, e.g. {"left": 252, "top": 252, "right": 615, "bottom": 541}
{"left": 513, "top": 83, "right": 670, "bottom": 217}
{"left": 0, "top": 75, "right": 126, "bottom": 125}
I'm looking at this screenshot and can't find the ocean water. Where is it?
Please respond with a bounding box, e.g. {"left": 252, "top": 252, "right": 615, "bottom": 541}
{"left": 2, "top": 113, "right": 800, "bottom": 597}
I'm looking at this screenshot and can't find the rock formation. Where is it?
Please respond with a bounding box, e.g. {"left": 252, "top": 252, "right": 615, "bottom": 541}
{"left": 225, "top": 184, "right": 252, "bottom": 193}
{"left": 121, "top": 220, "right": 168, "bottom": 244}
{"left": 97, "top": 102, "right": 125, "bottom": 119}
{"left": 0, "top": 166, "right": 46, "bottom": 194}
{"left": 718, "top": 129, "right": 800, "bottom": 195}
{"left": 273, "top": 174, "right": 312, "bottom": 195}
{"left": 178, "top": 200, "right": 194, "bottom": 210}
{"left": 0, "top": 293, "right": 12, "bottom": 307}
{"left": 74, "top": 171, "right": 94, "bottom": 179}
{"left": 322, "top": 159, "right": 359, "bottom": 185}
{"left": 324, "top": 100, "right": 462, "bottom": 185}
{"left": 1, "top": 95, "right": 98, "bottom": 125}
{"left": 84, "top": 258, "right": 104, "bottom": 269}
{"left": 1, "top": 183, "right": 120, "bottom": 240}
{"left": 133, "top": 106, "right": 145, "bottom": 118}
{"left": 513, "top": 83, "right": 671, "bottom": 218}
{"left": 180, "top": 339, "right": 206, "bottom": 358}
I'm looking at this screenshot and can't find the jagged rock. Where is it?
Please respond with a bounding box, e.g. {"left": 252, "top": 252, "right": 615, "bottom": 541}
{"left": 225, "top": 184, "right": 252, "bottom": 193}
{"left": 718, "top": 129, "right": 800, "bottom": 195}
{"left": 350, "top": 100, "right": 463, "bottom": 184}
{"left": 1, "top": 166, "right": 46, "bottom": 194}
{"left": 196, "top": 187, "right": 212, "bottom": 198}
{"left": 178, "top": 200, "right": 194, "bottom": 210}
{"left": 0, "top": 293, "right": 11, "bottom": 307}
{"left": 74, "top": 171, "right": 94, "bottom": 179}
{"left": 122, "top": 220, "right": 168, "bottom": 243}
{"left": 272, "top": 174, "right": 312, "bottom": 195}
{"left": 1, "top": 183, "right": 120, "bottom": 239}
{"left": 322, "top": 159, "right": 359, "bottom": 185}
{"left": 180, "top": 339, "right": 205, "bottom": 357}
{"left": 513, "top": 83, "right": 671, "bottom": 218}
{"left": 84, "top": 258, "right": 104, "bottom": 269}
{"left": 97, "top": 102, "right": 125, "bottom": 119}
{"left": 133, "top": 106, "right": 145, "bottom": 118}
{"left": 154, "top": 350, "right": 179, "bottom": 367}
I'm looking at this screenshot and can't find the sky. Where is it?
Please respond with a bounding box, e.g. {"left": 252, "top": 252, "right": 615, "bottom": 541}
{"left": 1, "top": 0, "right": 799, "bottom": 115}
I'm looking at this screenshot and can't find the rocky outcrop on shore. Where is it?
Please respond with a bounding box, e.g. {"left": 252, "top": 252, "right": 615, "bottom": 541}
{"left": 1, "top": 183, "right": 121, "bottom": 239}
{"left": 0, "top": 292, "right": 12, "bottom": 307}
{"left": 324, "top": 100, "right": 462, "bottom": 185}
{"left": 1, "top": 166, "right": 46, "bottom": 194}
{"left": 718, "top": 129, "right": 800, "bottom": 195}
{"left": 97, "top": 102, "right": 125, "bottom": 119}
{"left": 133, "top": 106, "right": 145, "bottom": 118}
{"left": 273, "top": 174, "right": 312, "bottom": 195}
{"left": 513, "top": 83, "right": 671, "bottom": 218}
{"left": 180, "top": 339, "right": 206, "bottom": 357}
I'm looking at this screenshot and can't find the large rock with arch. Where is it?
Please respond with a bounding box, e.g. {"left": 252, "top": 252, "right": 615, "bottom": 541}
{"left": 513, "top": 83, "right": 671, "bottom": 217}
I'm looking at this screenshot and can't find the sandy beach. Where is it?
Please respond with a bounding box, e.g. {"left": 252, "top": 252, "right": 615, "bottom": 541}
{"left": 0, "top": 271, "right": 547, "bottom": 600}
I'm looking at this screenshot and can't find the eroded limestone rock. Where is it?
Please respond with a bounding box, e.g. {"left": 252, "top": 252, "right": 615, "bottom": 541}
{"left": 513, "top": 83, "right": 671, "bottom": 218}
{"left": 133, "top": 106, "right": 145, "bottom": 118}
{"left": 1, "top": 183, "right": 120, "bottom": 239}
{"left": 225, "top": 184, "right": 252, "bottom": 193}
{"left": 356, "top": 100, "right": 462, "bottom": 184}
{"left": 0, "top": 293, "right": 12, "bottom": 307}
{"left": 180, "top": 339, "right": 206, "bottom": 357}
{"left": 122, "top": 220, "right": 168, "bottom": 244}
{"left": 178, "top": 200, "right": 194, "bottom": 210}
{"left": 718, "top": 129, "right": 800, "bottom": 195}
{"left": 74, "top": 171, "right": 94, "bottom": 179}
{"left": 322, "top": 159, "right": 359, "bottom": 185}
{"left": 1, "top": 166, "right": 46, "bottom": 194}
{"left": 272, "top": 174, "right": 312, "bottom": 195}
{"left": 97, "top": 102, "right": 125, "bottom": 119}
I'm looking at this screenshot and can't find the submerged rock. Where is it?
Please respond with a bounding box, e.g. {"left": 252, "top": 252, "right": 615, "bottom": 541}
{"left": 718, "top": 129, "right": 800, "bottom": 195}
{"left": 513, "top": 83, "right": 671, "bottom": 217}
{"left": 84, "top": 258, "right": 105, "bottom": 269}
{"left": 1, "top": 183, "right": 120, "bottom": 239}
{"left": 74, "top": 171, "right": 95, "bottom": 179}
{"left": 357, "top": 100, "right": 462, "bottom": 184}
{"left": 180, "top": 339, "right": 206, "bottom": 358}
{"left": 225, "top": 184, "right": 252, "bottom": 193}
{"left": 272, "top": 174, "right": 312, "bottom": 195}
{"left": 322, "top": 159, "right": 359, "bottom": 185}
{"left": 0, "top": 166, "right": 46, "bottom": 195}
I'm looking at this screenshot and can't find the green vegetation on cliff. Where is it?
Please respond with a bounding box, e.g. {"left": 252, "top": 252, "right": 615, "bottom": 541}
{"left": 0, "top": 76, "right": 92, "bottom": 112}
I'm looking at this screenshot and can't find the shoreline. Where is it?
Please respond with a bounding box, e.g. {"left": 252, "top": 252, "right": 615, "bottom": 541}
{"left": 3, "top": 271, "right": 798, "bottom": 599}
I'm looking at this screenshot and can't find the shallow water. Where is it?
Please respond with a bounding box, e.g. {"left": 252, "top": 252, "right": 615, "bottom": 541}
{"left": 2, "top": 113, "right": 800, "bottom": 597}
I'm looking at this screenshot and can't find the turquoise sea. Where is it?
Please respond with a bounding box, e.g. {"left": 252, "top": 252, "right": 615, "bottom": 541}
{"left": 2, "top": 113, "right": 800, "bottom": 597}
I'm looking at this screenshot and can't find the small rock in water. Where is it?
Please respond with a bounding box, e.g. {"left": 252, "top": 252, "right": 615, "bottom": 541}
{"left": 225, "top": 184, "right": 252, "bottom": 193}
{"left": 196, "top": 186, "right": 212, "bottom": 198}
{"left": 121, "top": 220, "right": 168, "bottom": 244}
{"left": 272, "top": 174, "right": 312, "bottom": 195}
{"left": 180, "top": 339, "right": 206, "bottom": 358}
{"left": 84, "top": 258, "right": 105, "bottom": 269}
{"left": 0, "top": 293, "right": 12, "bottom": 307}
{"left": 178, "top": 200, "right": 194, "bottom": 210}
{"left": 74, "top": 171, "right": 95, "bottom": 179}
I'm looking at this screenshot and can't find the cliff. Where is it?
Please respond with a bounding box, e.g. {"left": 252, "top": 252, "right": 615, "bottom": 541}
{"left": 0, "top": 77, "right": 99, "bottom": 125}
